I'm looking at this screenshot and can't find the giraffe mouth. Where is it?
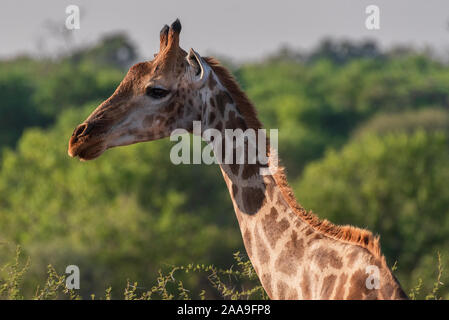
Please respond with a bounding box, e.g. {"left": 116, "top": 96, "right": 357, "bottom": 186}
{"left": 68, "top": 134, "right": 107, "bottom": 161}
{"left": 76, "top": 143, "right": 106, "bottom": 161}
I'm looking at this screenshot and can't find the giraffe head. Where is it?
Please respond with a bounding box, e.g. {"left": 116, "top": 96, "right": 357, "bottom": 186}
{"left": 68, "top": 19, "right": 211, "bottom": 160}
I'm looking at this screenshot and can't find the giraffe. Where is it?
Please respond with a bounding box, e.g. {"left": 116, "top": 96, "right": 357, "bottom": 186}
{"left": 67, "top": 20, "right": 408, "bottom": 300}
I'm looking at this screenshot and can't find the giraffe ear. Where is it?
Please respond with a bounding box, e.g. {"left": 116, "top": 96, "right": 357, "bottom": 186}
{"left": 187, "top": 48, "right": 209, "bottom": 84}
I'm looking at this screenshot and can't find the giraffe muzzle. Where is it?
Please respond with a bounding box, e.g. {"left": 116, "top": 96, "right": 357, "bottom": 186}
{"left": 68, "top": 121, "right": 108, "bottom": 161}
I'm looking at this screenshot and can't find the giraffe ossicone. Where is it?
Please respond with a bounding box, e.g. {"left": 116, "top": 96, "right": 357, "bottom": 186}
{"left": 67, "top": 19, "right": 408, "bottom": 300}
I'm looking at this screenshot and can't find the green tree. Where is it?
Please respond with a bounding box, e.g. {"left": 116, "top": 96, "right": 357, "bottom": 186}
{"left": 0, "top": 72, "right": 47, "bottom": 148}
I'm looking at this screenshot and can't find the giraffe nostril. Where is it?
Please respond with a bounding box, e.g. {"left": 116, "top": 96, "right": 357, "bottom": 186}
{"left": 83, "top": 122, "right": 94, "bottom": 136}
{"left": 73, "top": 123, "right": 94, "bottom": 138}
{"left": 73, "top": 124, "right": 86, "bottom": 137}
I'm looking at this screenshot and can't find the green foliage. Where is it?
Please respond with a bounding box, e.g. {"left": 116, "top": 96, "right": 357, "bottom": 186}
{"left": 0, "top": 246, "right": 30, "bottom": 300}
{"left": 0, "top": 247, "right": 265, "bottom": 300}
{"left": 409, "top": 252, "right": 444, "bottom": 300}
{"left": 31, "top": 62, "right": 124, "bottom": 117}
{"left": 0, "top": 72, "right": 47, "bottom": 148}
{"left": 352, "top": 108, "right": 449, "bottom": 139}
{"left": 307, "top": 39, "right": 383, "bottom": 64}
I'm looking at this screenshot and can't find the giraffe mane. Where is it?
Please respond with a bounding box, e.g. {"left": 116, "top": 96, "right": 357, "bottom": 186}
{"left": 205, "top": 56, "right": 384, "bottom": 260}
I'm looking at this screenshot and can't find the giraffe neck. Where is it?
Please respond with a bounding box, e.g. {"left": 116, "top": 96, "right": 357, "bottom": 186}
{"left": 198, "top": 65, "right": 407, "bottom": 300}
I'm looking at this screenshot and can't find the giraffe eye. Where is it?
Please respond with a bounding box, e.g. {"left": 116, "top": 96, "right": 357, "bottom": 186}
{"left": 146, "top": 87, "right": 170, "bottom": 99}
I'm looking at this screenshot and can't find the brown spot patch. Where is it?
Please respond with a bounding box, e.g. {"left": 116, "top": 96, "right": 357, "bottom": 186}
{"left": 347, "top": 249, "right": 360, "bottom": 268}
{"left": 307, "top": 233, "right": 324, "bottom": 246}
{"left": 380, "top": 281, "right": 395, "bottom": 300}
{"left": 321, "top": 274, "right": 337, "bottom": 299}
{"left": 185, "top": 121, "right": 194, "bottom": 132}
{"left": 209, "top": 97, "right": 216, "bottom": 108}
{"left": 215, "top": 90, "right": 233, "bottom": 116}
{"left": 228, "top": 163, "right": 240, "bottom": 176}
{"left": 242, "top": 163, "right": 260, "bottom": 180}
{"left": 300, "top": 270, "right": 312, "bottom": 299}
{"left": 277, "top": 281, "right": 287, "bottom": 300}
{"left": 254, "top": 230, "right": 270, "bottom": 265}
{"left": 241, "top": 186, "right": 266, "bottom": 215}
{"left": 208, "top": 111, "right": 216, "bottom": 125}
{"left": 277, "top": 281, "right": 297, "bottom": 300}
{"left": 232, "top": 184, "right": 239, "bottom": 200}
{"left": 275, "top": 230, "right": 304, "bottom": 275}
{"left": 346, "top": 269, "right": 378, "bottom": 300}
{"left": 262, "top": 207, "right": 290, "bottom": 248}
{"left": 163, "top": 103, "right": 175, "bottom": 113}
{"left": 312, "top": 248, "right": 343, "bottom": 270}
{"left": 305, "top": 228, "right": 314, "bottom": 237}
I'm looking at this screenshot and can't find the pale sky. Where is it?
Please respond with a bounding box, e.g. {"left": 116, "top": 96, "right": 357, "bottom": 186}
{"left": 1, "top": 0, "right": 449, "bottom": 62}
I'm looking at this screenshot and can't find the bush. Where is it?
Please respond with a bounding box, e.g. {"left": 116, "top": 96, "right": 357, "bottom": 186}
{"left": 0, "top": 247, "right": 266, "bottom": 300}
